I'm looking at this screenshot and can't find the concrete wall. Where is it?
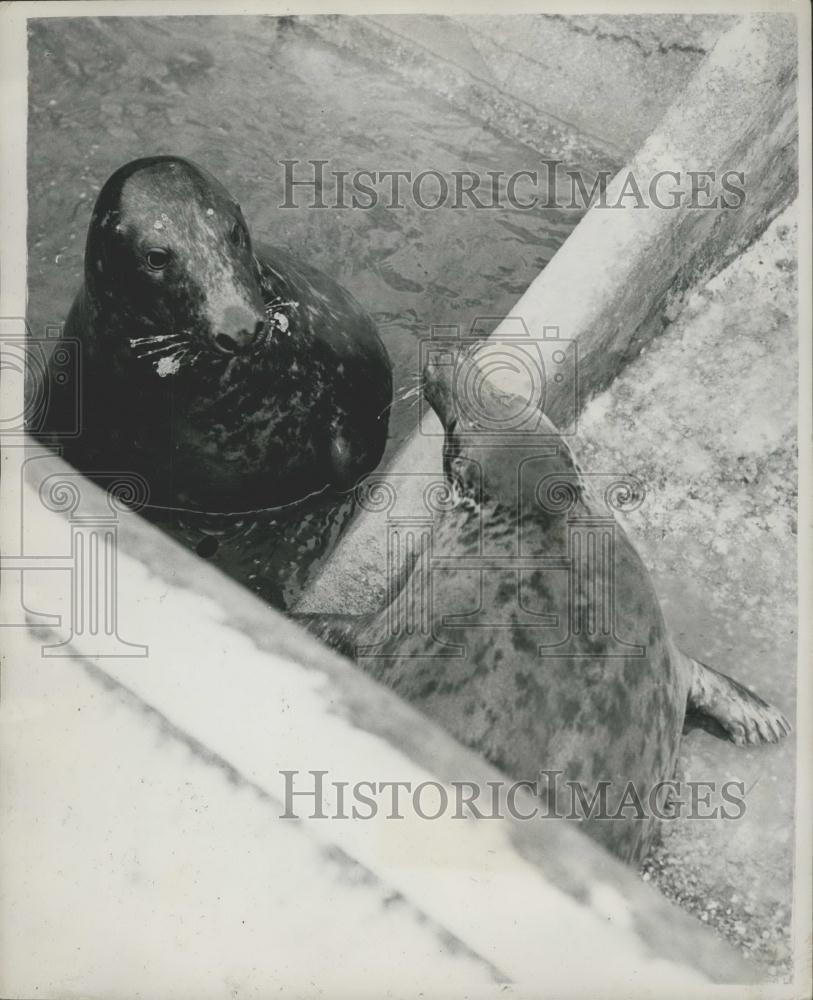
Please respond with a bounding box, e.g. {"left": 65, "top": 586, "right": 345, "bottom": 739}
{"left": 0, "top": 440, "right": 754, "bottom": 996}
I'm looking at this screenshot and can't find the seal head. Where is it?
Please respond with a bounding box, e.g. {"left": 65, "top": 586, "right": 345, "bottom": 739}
{"left": 49, "top": 156, "right": 392, "bottom": 512}
{"left": 86, "top": 156, "right": 266, "bottom": 361}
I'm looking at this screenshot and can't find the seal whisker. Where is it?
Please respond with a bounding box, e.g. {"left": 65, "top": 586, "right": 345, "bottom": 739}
{"left": 130, "top": 331, "right": 187, "bottom": 358}
{"left": 374, "top": 380, "right": 424, "bottom": 419}
{"left": 398, "top": 383, "right": 423, "bottom": 402}
{"left": 377, "top": 396, "right": 400, "bottom": 419}
{"left": 264, "top": 297, "right": 299, "bottom": 311}
{"left": 129, "top": 333, "right": 185, "bottom": 346}
{"left": 134, "top": 341, "right": 189, "bottom": 360}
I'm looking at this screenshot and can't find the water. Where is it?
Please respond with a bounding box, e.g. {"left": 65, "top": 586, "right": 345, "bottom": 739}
{"left": 27, "top": 15, "right": 596, "bottom": 449}
{"left": 27, "top": 15, "right": 597, "bottom": 607}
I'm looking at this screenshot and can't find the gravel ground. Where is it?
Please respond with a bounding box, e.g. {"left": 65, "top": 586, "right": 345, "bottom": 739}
{"left": 640, "top": 841, "right": 793, "bottom": 979}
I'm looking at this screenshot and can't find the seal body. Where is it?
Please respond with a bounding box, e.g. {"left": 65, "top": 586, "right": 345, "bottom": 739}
{"left": 45, "top": 156, "right": 392, "bottom": 513}
{"left": 37, "top": 156, "right": 392, "bottom": 609}
{"left": 302, "top": 348, "right": 791, "bottom": 863}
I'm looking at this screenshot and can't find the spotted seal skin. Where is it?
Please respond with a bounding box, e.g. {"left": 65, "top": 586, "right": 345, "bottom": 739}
{"left": 43, "top": 156, "right": 392, "bottom": 512}
{"left": 38, "top": 156, "right": 392, "bottom": 609}
{"left": 300, "top": 348, "right": 791, "bottom": 864}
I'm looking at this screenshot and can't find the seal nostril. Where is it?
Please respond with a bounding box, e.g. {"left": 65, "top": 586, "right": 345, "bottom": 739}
{"left": 253, "top": 320, "right": 265, "bottom": 339}
{"left": 214, "top": 333, "right": 239, "bottom": 355}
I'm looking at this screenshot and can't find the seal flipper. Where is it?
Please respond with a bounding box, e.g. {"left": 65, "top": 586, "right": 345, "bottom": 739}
{"left": 685, "top": 655, "right": 791, "bottom": 746}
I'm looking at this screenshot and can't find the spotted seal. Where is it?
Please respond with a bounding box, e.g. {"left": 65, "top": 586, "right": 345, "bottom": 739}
{"left": 37, "top": 156, "right": 392, "bottom": 608}
{"left": 299, "top": 346, "right": 791, "bottom": 863}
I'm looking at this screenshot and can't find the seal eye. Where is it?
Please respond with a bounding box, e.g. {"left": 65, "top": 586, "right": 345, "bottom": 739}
{"left": 145, "top": 248, "right": 171, "bottom": 271}
{"left": 230, "top": 222, "right": 246, "bottom": 248}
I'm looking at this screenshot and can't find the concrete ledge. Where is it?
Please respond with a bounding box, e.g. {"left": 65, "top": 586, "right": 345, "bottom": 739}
{"left": 0, "top": 441, "right": 755, "bottom": 995}
{"left": 373, "top": 13, "right": 732, "bottom": 158}
{"left": 300, "top": 13, "right": 623, "bottom": 171}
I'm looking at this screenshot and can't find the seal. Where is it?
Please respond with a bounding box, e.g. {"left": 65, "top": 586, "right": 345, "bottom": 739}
{"left": 42, "top": 155, "right": 392, "bottom": 513}
{"left": 300, "top": 345, "right": 791, "bottom": 864}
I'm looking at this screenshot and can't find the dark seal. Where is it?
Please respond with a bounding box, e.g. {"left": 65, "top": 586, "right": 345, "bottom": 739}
{"left": 38, "top": 156, "right": 392, "bottom": 608}
{"left": 300, "top": 346, "right": 791, "bottom": 864}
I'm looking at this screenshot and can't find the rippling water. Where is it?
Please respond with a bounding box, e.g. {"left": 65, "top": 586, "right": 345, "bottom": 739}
{"left": 27, "top": 15, "right": 594, "bottom": 452}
